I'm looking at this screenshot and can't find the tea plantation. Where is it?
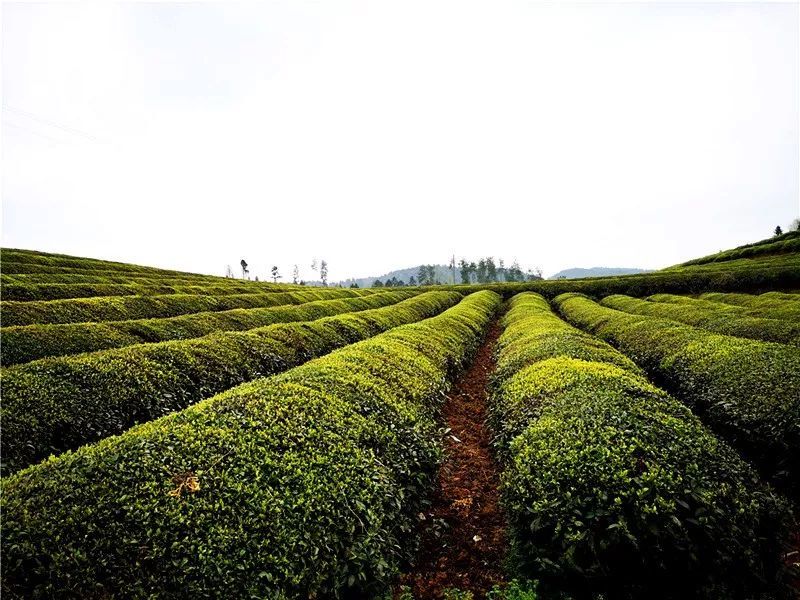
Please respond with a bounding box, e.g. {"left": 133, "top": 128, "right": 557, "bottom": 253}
{"left": 1, "top": 241, "right": 798, "bottom": 599}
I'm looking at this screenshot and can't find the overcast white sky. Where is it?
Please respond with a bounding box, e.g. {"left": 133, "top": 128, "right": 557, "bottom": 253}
{"left": 2, "top": 1, "right": 798, "bottom": 280}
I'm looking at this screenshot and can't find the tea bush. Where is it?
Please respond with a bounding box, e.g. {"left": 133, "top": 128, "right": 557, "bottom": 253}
{"left": 601, "top": 294, "right": 800, "bottom": 346}
{"left": 492, "top": 293, "right": 791, "bottom": 598}
{"left": 556, "top": 293, "right": 800, "bottom": 495}
{"left": 0, "top": 291, "right": 501, "bottom": 599}
{"left": 0, "top": 290, "right": 417, "bottom": 365}
{"left": 1, "top": 291, "right": 460, "bottom": 473}
{"left": 1, "top": 287, "right": 374, "bottom": 326}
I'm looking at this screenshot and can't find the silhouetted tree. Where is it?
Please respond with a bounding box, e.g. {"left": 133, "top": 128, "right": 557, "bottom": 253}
{"left": 486, "top": 257, "right": 497, "bottom": 282}
{"left": 292, "top": 265, "right": 300, "bottom": 284}
{"left": 417, "top": 266, "right": 428, "bottom": 286}
{"left": 240, "top": 259, "right": 249, "bottom": 280}
{"left": 320, "top": 260, "right": 328, "bottom": 286}
{"left": 225, "top": 265, "right": 235, "bottom": 278}
{"left": 373, "top": 279, "right": 384, "bottom": 288}
{"left": 350, "top": 282, "right": 359, "bottom": 288}
{"left": 459, "top": 259, "right": 470, "bottom": 284}
{"left": 409, "top": 275, "right": 417, "bottom": 286}
{"left": 271, "top": 266, "right": 281, "bottom": 283}
{"left": 775, "top": 225, "right": 783, "bottom": 236}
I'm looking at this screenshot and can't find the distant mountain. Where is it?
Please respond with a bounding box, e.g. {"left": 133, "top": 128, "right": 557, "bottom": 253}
{"left": 548, "top": 267, "right": 652, "bottom": 280}
{"left": 339, "top": 264, "right": 457, "bottom": 288}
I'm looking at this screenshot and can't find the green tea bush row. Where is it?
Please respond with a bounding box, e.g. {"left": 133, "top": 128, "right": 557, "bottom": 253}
{"left": 0, "top": 291, "right": 417, "bottom": 366}
{"left": 1, "top": 248, "right": 214, "bottom": 277}
{"left": 0, "top": 291, "right": 501, "bottom": 599}
{"left": 0, "top": 291, "right": 461, "bottom": 474}
{"left": 679, "top": 232, "right": 800, "bottom": 266}
{"left": 1, "top": 288, "right": 374, "bottom": 326}
{"left": 699, "top": 292, "right": 800, "bottom": 321}
{"left": 1, "top": 271, "right": 228, "bottom": 284}
{"left": 555, "top": 293, "right": 800, "bottom": 495}
{"left": 601, "top": 294, "right": 800, "bottom": 346}
{"left": 1, "top": 281, "right": 305, "bottom": 301}
{"left": 647, "top": 293, "right": 798, "bottom": 319}
{"left": 491, "top": 293, "right": 791, "bottom": 598}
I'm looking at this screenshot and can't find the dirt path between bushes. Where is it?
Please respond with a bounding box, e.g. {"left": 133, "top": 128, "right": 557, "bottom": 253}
{"left": 396, "top": 319, "right": 507, "bottom": 598}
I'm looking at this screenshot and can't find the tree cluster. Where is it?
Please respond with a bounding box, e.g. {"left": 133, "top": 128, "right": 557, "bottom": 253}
{"left": 458, "top": 257, "right": 541, "bottom": 284}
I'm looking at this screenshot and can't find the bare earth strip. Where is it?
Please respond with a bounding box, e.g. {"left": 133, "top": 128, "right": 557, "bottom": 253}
{"left": 397, "top": 319, "right": 507, "bottom": 598}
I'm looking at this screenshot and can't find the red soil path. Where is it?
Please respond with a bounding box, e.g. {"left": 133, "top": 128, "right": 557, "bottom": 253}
{"left": 396, "top": 320, "right": 507, "bottom": 598}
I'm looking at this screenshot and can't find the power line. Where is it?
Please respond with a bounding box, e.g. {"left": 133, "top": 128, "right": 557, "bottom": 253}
{"left": 2, "top": 105, "right": 106, "bottom": 143}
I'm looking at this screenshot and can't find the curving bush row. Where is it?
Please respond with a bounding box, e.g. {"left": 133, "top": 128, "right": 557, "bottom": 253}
{"left": 1, "top": 272, "right": 233, "bottom": 285}
{"left": 555, "top": 293, "right": 800, "bottom": 496}
{"left": 491, "top": 293, "right": 791, "bottom": 598}
{"left": 678, "top": 231, "right": 800, "bottom": 266}
{"left": 0, "top": 290, "right": 501, "bottom": 599}
{"left": 699, "top": 292, "right": 800, "bottom": 321}
{"left": 1, "top": 288, "right": 376, "bottom": 326}
{"left": 0, "top": 291, "right": 461, "bottom": 474}
{"left": 601, "top": 294, "right": 800, "bottom": 346}
{"left": 1, "top": 248, "right": 216, "bottom": 277}
{"left": 0, "top": 290, "right": 417, "bottom": 366}
{"left": 1, "top": 281, "right": 307, "bottom": 301}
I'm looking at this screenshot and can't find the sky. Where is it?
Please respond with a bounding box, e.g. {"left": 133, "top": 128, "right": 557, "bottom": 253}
{"left": 2, "top": 1, "right": 798, "bottom": 281}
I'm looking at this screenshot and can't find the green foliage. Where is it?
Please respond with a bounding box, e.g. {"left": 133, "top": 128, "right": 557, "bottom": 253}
{"left": 492, "top": 293, "right": 792, "bottom": 598}
{"left": 678, "top": 231, "right": 800, "bottom": 266}
{"left": 556, "top": 293, "right": 800, "bottom": 495}
{"left": 699, "top": 291, "right": 800, "bottom": 321}
{"left": 1, "top": 287, "right": 377, "bottom": 326}
{"left": 0, "top": 291, "right": 462, "bottom": 474}
{"left": 0, "top": 281, "right": 303, "bottom": 301}
{"left": 0, "top": 248, "right": 215, "bottom": 277}
{"left": 0, "top": 290, "right": 418, "bottom": 365}
{"left": 600, "top": 294, "right": 800, "bottom": 346}
{"left": 0, "top": 291, "right": 501, "bottom": 599}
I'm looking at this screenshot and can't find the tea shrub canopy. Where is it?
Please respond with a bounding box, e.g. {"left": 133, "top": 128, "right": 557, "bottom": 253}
{"left": 600, "top": 294, "right": 800, "bottom": 346}
{"left": 0, "top": 290, "right": 419, "bottom": 365}
{"left": 0, "top": 291, "right": 501, "bottom": 599}
{"left": 556, "top": 292, "right": 800, "bottom": 495}
{"left": 491, "top": 293, "right": 791, "bottom": 598}
{"left": 1, "top": 290, "right": 460, "bottom": 473}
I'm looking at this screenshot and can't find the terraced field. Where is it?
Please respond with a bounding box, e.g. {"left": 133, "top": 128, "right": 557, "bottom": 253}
{"left": 1, "top": 243, "right": 799, "bottom": 599}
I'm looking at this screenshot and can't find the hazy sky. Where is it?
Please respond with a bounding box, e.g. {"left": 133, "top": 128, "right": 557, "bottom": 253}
{"left": 2, "top": 1, "right": 798, "bottom": 280}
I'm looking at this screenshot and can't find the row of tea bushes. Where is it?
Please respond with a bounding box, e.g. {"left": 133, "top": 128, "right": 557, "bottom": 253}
{"left": 699, "top": 292, "right": 800, "bottom": 321}
{"left": 1, "top": 288, "right": 375, "bottom": 326}
{"left": 491, "top": 293, "right": 791, "bottom": 598}
{"left": 555, "top": 293, "right": 800, "bottom": 496}
{"left": 1, "top": 281, "right": 304, "bottom": 301}
{"left": 678, "top": 231, "right": 800, "bottom": 266}
{"left": 1, "top": 248, "right": 216, "bottom": 277}
{"left": 1, "top": 272, "right": 236, "bottom": 285}
{"left": 0, "top": 291, "right": 417, "bottom": 366}
{"left": 0, "top": 291, "right": 501, "bottom": 599}
{"left": 600, "top": 294, "right": 800, "bottom": 346}
{"left": 1, "top": 291, "right": 461, "bottom": 474}
{"left": 647, "top": 293, "right": 800, "bottom": 322}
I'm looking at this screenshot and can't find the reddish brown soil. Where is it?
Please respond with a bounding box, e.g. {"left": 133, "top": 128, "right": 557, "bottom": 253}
{"left": 396, "top": 320, "right": 507, "bottom": 598}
